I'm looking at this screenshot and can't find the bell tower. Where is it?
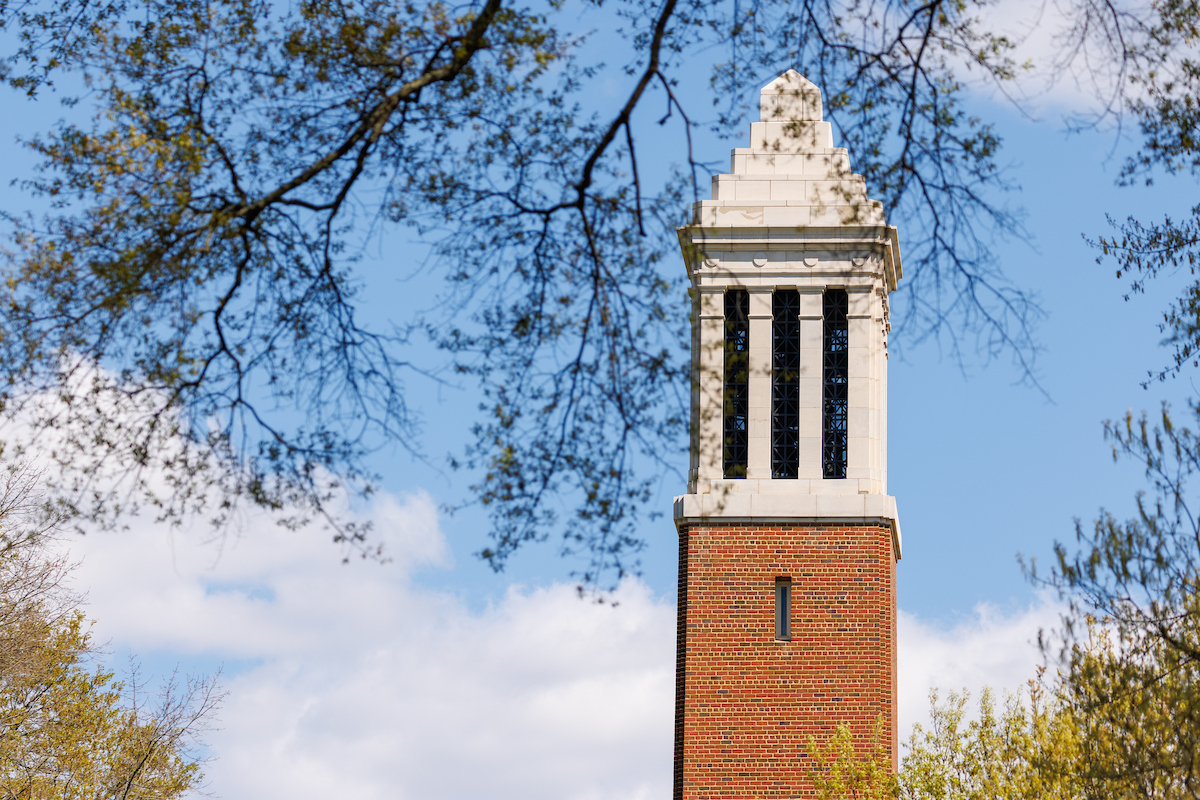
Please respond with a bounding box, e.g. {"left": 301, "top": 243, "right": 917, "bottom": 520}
{"left": 673, "top": 70, "right": 902, "bottom": 799}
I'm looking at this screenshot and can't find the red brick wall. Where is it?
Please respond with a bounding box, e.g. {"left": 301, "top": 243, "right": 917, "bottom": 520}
{"left": 673, "top": 520, "right": 897, "bottom": 800}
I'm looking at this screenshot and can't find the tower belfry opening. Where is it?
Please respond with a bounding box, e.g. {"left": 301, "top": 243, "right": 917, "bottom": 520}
{"left": 673, "top": 69, "right": 903, "bottom": 799}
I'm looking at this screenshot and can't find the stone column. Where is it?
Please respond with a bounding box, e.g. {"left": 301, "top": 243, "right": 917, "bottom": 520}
{"left": 687, "top": 287, "right": 701, "bottom": 489}
{"left": 746, "top": 287, "right": 773, "bottom": 480}
{"left": 847, "top": 285, "right": 872, "bottom": 485}
{"left": 868, "top": 289, "right": 883, "bottom": 493}
{"left": 797, "top": 287, "right": 823, "bottom": 480}
{"left": 697, "top": 286, "right": 725, "bottom": 483}
{"left": 880, "top": 289, "right": 890, "bottom": 495}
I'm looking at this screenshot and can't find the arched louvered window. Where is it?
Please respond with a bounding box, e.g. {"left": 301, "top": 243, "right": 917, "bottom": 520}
{"left": 722, "top": 289, "right": 749, "bottom": 478}
{"left": 822, "top": 289, "right": 849, "bottom": 479}
{"left": 771, "top": 290, "right": 801, "bottom": 478}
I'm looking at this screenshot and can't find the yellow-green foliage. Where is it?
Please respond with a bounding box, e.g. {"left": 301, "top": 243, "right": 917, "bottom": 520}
{"left": 1062, "top": 620, "right": 1200, "bottom": 800}
{"left": 900, "top": 686, "right": 1081, "bottom": 800}
{"left": 810, "top": 723, "right": 899, "bottom": 800}
{"left": 897, "top": 616, "right": 1199, "bottom": 800}
{"left": 0, "top": 543, "right": 213, "bottom": 800}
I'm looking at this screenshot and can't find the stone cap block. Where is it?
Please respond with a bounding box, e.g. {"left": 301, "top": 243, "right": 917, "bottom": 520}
{"left": 673, "top": 491, "right": 902, "bottom": 559}
{"left": 760, "top": 69, "right": 823, "bottom": 122}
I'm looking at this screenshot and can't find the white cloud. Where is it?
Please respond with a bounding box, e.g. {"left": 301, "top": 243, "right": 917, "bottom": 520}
{"left": 898, "top": 596, "right": 1067, "bottom": 737}
{"left": 57, "top": 488, "right": 1073, "bottom": 799}
{"left": 62, "top": 492, "right": 675, "bottom": 800}
{"left": 933, "top": 0, "right": 1151, "bottom": 117}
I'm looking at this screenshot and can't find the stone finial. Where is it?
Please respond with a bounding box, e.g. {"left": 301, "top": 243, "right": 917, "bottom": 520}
{"left": 760, "top": 69, "right": 823, "bottom": 122}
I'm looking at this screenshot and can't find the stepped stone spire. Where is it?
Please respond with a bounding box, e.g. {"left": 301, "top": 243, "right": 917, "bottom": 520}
{"left": 691, "top": 68, "right": 889, "bottom": 233}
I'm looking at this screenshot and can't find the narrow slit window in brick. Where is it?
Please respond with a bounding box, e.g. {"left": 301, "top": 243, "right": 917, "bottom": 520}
{"left": 775, "top": 578, "right": 792, "bottom": 640}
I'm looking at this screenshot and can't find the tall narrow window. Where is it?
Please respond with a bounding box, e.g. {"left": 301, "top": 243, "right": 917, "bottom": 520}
{"left": 823, "top": 289, "right": 849, "bottom": 479}
{"left": 723, "top": 289, "right": 749, "bottom": 478}
{"left": 775, "top": 578, "right": 792, "bottom": 640}
{"left": 771, "top": 290, "right": 801, "bottom": 478}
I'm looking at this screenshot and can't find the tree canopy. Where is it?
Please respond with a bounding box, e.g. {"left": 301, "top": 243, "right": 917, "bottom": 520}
{"left": 814, "top": 626, "right": 1197, "bottom": 800}
{"left": 1029, "top": 403, "right": 1200, "bottom": 798}
{"left": 0, "top": 469, "right": 219, "bottom": 800}
{"left": 0, "top": 0, "right": 1170, "bottom": 580}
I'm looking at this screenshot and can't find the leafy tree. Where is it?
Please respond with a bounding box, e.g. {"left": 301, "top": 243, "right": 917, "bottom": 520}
{"left": 1015, "top": 0, "right": 1200, "bottom": 787}
{"left": 900, "top": 687, "right": 1080, "bottom": 800}
{"left": 0, "top": 0, "right": 1038, "bottom": 581}
{"left": 1063, "top": 617, "right": 1200, "bottom": 800}
{"left": 897, "top": 616, "right": 1200, "bottom": 800}
{"left": 0, "top": 469, "right": 219, "bottom": 800}
{"left": 811, "top": 687, "right": 1079, "bottom": 800}
{"left": 1076, "top": 0, "right": 1200, "bottom": 386}
{"left": 896, "top": 619, "right": 1200, "bottom": 800}
{"left": 810, "top": 722, "right": 898, "bottom": 800}
{"left": 1038, "top": 404, "right": 1200, "bottom": 799}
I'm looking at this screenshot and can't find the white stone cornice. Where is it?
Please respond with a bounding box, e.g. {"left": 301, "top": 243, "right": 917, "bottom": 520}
{"left": 673, "top": 492, "right": 902, "bottom": 560}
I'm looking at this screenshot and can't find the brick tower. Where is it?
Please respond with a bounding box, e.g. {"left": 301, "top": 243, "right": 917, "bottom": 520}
{"left": 673, "top": 70, "right": 903, "bottom": 799}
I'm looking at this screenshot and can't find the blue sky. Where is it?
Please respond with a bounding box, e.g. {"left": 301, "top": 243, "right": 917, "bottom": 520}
{"left": 2, "top": 11, "right": 1195, "bottom": 797}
